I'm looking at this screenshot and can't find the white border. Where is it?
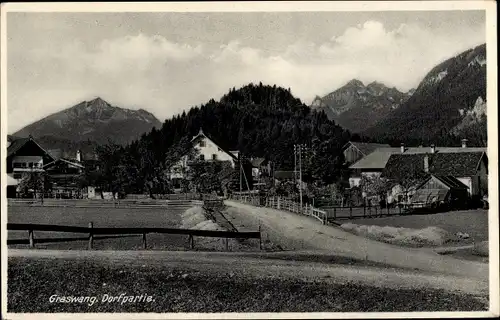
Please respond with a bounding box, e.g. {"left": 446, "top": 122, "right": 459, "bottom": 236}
{"left": 1, "top": 1, "right": 498, "bottom": 319}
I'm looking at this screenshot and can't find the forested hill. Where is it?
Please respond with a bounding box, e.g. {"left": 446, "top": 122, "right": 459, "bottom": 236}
{"left": 125, "top": 83, "right": 352, "bottom": 186}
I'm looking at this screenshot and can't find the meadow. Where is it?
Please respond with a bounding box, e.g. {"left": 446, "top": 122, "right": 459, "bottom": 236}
{"left": 7, "top": 205, "right": 189, "bottom": 250}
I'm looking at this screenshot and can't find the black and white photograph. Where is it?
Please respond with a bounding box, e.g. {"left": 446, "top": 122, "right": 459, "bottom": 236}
{"left": 1, "top": 1, "right": 498, "bottom": 318}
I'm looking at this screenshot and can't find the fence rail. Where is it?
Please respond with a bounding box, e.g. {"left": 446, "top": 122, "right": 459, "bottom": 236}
{"left": 321, "top": 205, "right": 405, "bottom": 220}
{"left": 7, "top": 223, "right": 261, "bottom": 250}
{"left": 227, "top": 195, "right": 411, "bottom": 224}
{"left": 7, "top": 198, "right": 203, "bottom": 209}
{"left": 228, "top": 194, "right": 328, "bottom": 225}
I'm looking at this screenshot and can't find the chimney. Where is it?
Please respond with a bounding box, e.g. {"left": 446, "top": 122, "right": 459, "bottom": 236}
{"left": 430, "top": 144, "right": 435, "bottom": 154}
{"left": 76, "top": 150, "right": 81, "bottom": 162}
{"left": 424, "top": 155, "right": 429, "bottom": 173}
{"left": 461, "top": 139, "right": 468, "bottom": 148}
{"left": 400, "top": 143, "right": 405, "bottom": 153}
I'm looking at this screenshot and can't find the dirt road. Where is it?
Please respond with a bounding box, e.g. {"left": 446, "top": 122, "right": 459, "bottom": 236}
{"left": 8, "top": 249, "right": 488, "bottom": 297}
{"left": 225, "top": 201, "right": 489, "bottom": 280}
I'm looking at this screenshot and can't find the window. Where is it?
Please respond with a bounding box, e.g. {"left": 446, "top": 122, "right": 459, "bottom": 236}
{"left": 199, "top": 140, "right": 206, "bottom": 147}
{"left": 13, "top": 173, "right": 22, "bottom": 179}
{"left": 28, "top": 162, "right": 34, "bottom": 168}
{"left": 212, "top": 154, "right": 217, "bottom": 160}
{"left": 13, "top": 163, "right": 22, "bottom": 168}
{"left": 199, "top": 154, "right": 205, "bottom": 161}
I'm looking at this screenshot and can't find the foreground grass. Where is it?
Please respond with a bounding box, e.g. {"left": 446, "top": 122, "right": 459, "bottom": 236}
{"left": 8, "top": 257, "right": 487, "bottom": 313}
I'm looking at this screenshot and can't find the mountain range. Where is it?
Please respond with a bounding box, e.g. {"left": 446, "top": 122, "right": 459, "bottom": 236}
{"left": 11, "top": 42, "right": 487, "bottom": 161}
{"left": 364, "top": 43, "right": 486, "bottom": 146}
{"left": 310, "top": 80, "right": 414, "bottom": 132}
{"left": 12, "top": 97, "right": 162, "bottom": 157}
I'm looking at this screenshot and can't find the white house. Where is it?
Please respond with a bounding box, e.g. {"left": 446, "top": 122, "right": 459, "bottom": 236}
{"left": 168, "top": 129, "right": 239, "bottom": 188}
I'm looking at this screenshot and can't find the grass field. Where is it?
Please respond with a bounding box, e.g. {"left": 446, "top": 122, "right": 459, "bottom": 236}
{"left": 7, "top": 205, "right": 192, "bottom": 250}
{"left": 7, "top": 257, "right": 488, "bottom": 313}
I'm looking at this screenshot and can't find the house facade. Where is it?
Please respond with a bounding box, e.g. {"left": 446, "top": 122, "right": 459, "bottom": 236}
{"left": 6, "top": 136, "right": 55, "bottom": 181}
{"left": 168, "top": 129, "right": 240, "bottom": 190}
{"left": 43, "top": 158, "right": 85, "bottom": 198}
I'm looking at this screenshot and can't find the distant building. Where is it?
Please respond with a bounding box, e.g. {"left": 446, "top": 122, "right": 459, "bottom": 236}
{"left": 168, "top": 128, "right": 241, "bottom": 190}
{"left": 43, "top": 157, "right": 85, "bottom": 198}
{"left": 410, "top": 175, "right": 469, "bottom": 209}
{"left": 349, "top": 142, "right": 487, "bottom": 188}
{"left": 6, "top": 136, "right": 55, "bottom": 178}
{"left": 382, "top": 150, "right": 488, "bottom": 199}
{"left": 6, "top": 136, "right": 55, "bottom": 187}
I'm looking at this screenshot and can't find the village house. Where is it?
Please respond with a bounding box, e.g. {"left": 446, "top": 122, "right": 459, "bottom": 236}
{"left": 43, "top": 150, "right": 85, "bottom": 198}
{"left": 6, "top": 135, "right": 98, "bottom": 198}
{"left": 348, "top": 140, "right": 487, "bottom": 188}
{"left": 168, "top": 128, "right": 241, "bottom": 190}
{"left": 383, "top": 150, "right": 487, "bottom": 196}
{"left": 6, "top": 135, "right": 56, "bottom": 197}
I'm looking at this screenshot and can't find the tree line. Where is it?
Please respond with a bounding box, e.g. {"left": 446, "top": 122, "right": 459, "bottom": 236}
{"left": 79, "top": 83, "right": 352, "bottom": 197}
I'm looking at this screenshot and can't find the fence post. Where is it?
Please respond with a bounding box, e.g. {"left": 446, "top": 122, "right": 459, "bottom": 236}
{"left": 88, "top": 222, "right": 93, "bottom": 250}
{"left": 387, "top": 205, "right": 390, "bottom": 216}
{"left": 333, "top": 207, "right": 337, "bottom": 220}
{"left": 28, "top": 230, "right": 35, "bottom": 248}
{"left": 142, "top": 232, "right": 147, "bottom": 249}
{"left": 225, "top": 238, "right": 229, "bottom": 251}
{"left": 363, "top": 205, "right": 366, "bottom": 218}
{"left": 399, "top": 205, "right": 402, "bottom": 215}
{"left": 277, "top": 197, "right": 281, "bottom": 210}
{"left": 375, "top": 206, "right": 378, "bottom": 217}
{"left": 258, "top": 225, "right": 262, "bottom": 250}
{"left": 349, "top": 206, "right": 353, "bottom": 219}
{"left": 189, "top": 234, "right": 194, "bottom": 249}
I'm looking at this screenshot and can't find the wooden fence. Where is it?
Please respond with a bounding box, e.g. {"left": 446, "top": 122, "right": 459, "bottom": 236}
{"left": 7, "top": 223, "right": 262, "bottom": 250}
{"left": 227, "top": 194, "right": 411, "bottom": 224}
{"left": 7, "top": 198, "right": 203, "bottom": 209}
{"left": 228, "top": 195, "right": 328, "bottom": 225}
{"left": 321, "top": 205, "right": 405, "bottom": 220}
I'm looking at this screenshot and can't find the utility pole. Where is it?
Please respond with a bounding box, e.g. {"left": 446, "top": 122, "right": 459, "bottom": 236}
{"left": 299, "top": 144, "right": 303, "bottom": 210}
{"left": 294, "top": 145, "right": 297, "bottom": 183}
{"left": 239, "top": 155, "right": 243, "bottom": 195}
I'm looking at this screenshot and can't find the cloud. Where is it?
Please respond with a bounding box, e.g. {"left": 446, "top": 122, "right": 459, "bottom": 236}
{"left": 8, "top": 21, "right": 485, "bottom": 133}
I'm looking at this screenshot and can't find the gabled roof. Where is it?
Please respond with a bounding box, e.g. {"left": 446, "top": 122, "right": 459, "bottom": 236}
{"left": 349, "top": 149, "right": 396, "bottom": 170}
{"left": 7, "top": 137, "right": 30, "bottom": 157}
{"left": 343, "top": 141, "right": 391, "bottom": 155}
{"left": 350, "top": 146, "right": 487, "bottom": 170}
{"left": 417, "top": 175, "right": 469, "bottom": 190}
{"left": 7, "top": 136, "right": 55, "bottom": 162}
{"left": 191, "top": 128, "right": 238, "bottom": 161}
{"left": 383, "top": 152, "right": 485, "bottom": 179}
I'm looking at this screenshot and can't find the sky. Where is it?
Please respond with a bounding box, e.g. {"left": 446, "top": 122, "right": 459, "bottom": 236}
{"left": 6, "top": 10, "right": 486, "bottom": 133}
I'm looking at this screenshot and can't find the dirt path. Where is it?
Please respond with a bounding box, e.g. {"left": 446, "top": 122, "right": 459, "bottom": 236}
{"left": 225, "top": 201, "right": 489, "bottom": 280}
{"left": 8, "top": 249, "right": 488, "bottom": 297}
